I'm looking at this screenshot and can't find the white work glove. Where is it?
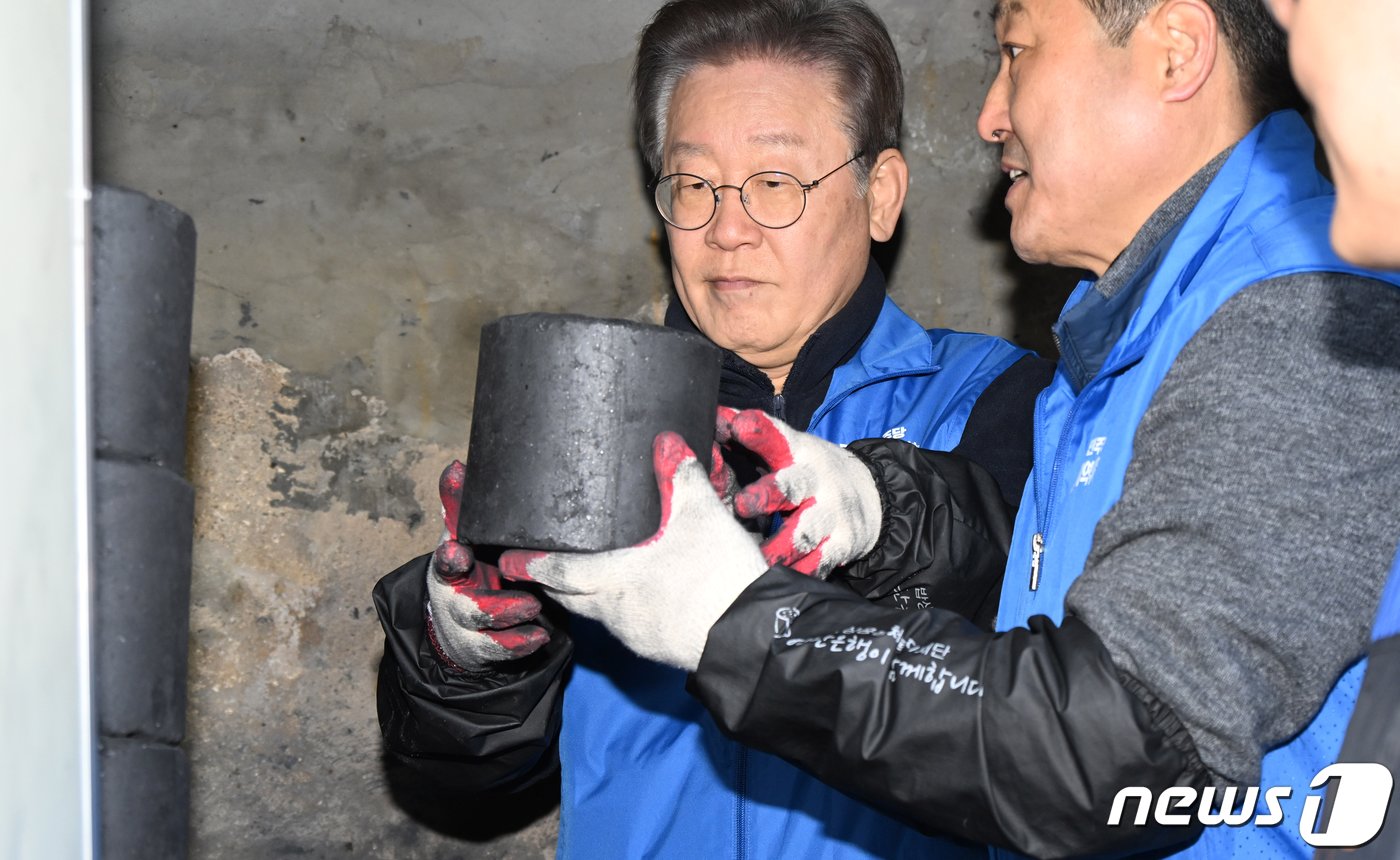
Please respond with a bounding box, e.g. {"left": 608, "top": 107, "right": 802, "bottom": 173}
{"left": 498, "top": 432, "right": 768, "bottom": 672}
{"left": 425, "top": 460, "right": 549, "bottom": 671}
{"left": 717, "top": 406, "right": 883, "bottom": 578}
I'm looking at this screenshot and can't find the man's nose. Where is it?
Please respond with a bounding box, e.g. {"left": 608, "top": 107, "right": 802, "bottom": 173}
{"left": 706, "top": 184, "right": 761, "bottom": 249}
{"left": 976, "top": 72, "right": 1012, "bottom": 144}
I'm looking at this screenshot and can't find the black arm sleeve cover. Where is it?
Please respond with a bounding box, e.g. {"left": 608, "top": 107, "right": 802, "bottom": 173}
{"left": 839, "top": 440, "right": 1013, "bottom": 630}
{"left": 373, "top": 554, "right": 572, "bottom": 793}
{"left": 689, "top": 568, "right": 1209, "bottom": 859}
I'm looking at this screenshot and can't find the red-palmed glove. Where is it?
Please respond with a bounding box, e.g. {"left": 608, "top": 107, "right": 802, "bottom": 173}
{"left": 708, "top": 440, "right": 738, "bottom": 510}
{"left": 717, "top": 406, "right": 883, "bottom": 578}
{"left": 424, "top": 460, "right": 549, "bottom": 671}
{"left": 498, "top": 432, "right": 767, "bottom": 672}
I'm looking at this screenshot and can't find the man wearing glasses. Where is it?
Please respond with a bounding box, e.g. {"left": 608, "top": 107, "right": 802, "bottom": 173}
{"left": 374, "top": 0, "right": 1051, "bottom": 857}
{"left": 485, "top": 0, "right": 1400, "bottom": 857}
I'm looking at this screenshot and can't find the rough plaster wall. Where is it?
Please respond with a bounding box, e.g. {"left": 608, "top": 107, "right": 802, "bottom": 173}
{"left": 93, "top": 0, "right": 1075, "bottom": 856}
{"left": 185, "top": 350, "right": 559, "bottom": 858}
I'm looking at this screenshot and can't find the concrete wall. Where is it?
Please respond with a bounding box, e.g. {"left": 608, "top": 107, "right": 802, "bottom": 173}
{"left": 92, "top": 0, "right": 1075, "bottom": 856}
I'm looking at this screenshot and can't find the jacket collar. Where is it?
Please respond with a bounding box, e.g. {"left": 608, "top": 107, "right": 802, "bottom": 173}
{"left": 664, "top": 258, "right": 887, "bottom": 430}
{"left": 1051, "top": 111, "right": 1328, "bottom": 392}
{"left": 1053, "top": 146, "right": 1232, "bottom": 392}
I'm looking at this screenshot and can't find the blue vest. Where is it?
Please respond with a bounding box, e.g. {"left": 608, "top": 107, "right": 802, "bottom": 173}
{"left": 995, "top": 112, "right": 1400, "bottom": 858}
{"left": 558, "top": 298, "right": 1028, "bottom": 859}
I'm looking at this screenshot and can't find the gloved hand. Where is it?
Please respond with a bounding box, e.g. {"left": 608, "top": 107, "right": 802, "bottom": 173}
{"left": 425, "top": 460, "right": 549, "bottom": 671}
{"left": 708, "top": 440, "right": 738, "bottom": 510}
{"left": 498, "top": 432, "right": 768, "bottom": 673}
{"left": 717, "top": 406, "right": 883, "bottom": 578}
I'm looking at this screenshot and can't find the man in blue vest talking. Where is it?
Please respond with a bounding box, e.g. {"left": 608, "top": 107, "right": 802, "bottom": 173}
{"left": 502, "top": 0, "right": 1400, "bottom": 856}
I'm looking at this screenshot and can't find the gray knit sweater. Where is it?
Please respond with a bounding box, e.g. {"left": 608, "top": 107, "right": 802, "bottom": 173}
{"left": 1064, "top": 155, "right": 1400, "bottom": 787}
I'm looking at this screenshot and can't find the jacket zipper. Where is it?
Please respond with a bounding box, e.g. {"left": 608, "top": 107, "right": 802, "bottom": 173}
{"left": 1029, "top": 335, "right": 1151, "bottom": 595}
{"left": 728, "top": 393, "right": 782, "bottom": 860}
{"left": 734, "top": 746, "right": 748, "bottom": 860}
{"left": 1029, "top": 376, "right": 1084, "bottom": 593}
{"left": 734, "top": 367, "right": 931, "bottom": 859}
{"left": 1029, "top": 533, "right": 1045, "bottom": 592}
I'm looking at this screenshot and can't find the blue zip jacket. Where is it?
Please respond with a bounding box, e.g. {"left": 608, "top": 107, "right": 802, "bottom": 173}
{"left": 996, "top": 111, "right": 1400, "bottom": 858}
{"left": 559, "top": 297, "right": 1027, "bottom": 859}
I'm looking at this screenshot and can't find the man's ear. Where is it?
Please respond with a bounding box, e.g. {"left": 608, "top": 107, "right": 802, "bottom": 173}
{"left": 1148, "top": 0, "right": 1220, "bottom": 103}
{"left": 866, "top": 148, "right": 908, "bottom": 242}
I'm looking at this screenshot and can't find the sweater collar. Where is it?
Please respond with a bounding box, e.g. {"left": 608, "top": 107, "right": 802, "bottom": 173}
{"left": 1054, "top": 146, "right": 1233, "bottom": 392}
{"left": 664, "top": 258, "right": 887, "bottom": 430}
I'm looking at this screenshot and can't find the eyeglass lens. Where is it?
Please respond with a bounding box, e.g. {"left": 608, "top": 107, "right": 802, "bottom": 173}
{"left": 655, "top": 172, "right": 807, "bottom": 230}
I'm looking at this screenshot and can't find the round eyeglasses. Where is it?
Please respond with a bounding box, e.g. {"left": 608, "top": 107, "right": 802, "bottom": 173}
{"left": 650, "top": 152, "right": 865, "bottom": 231}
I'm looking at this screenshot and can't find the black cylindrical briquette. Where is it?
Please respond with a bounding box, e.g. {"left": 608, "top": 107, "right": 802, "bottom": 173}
{"left": 460, "top": 313, "right": 722, "bottom": 552}
{"left": 90, "top": 184, "right": 197, "bottom": 472}
{"left": 92, "top": 459, "right": 194, "bottom": 742}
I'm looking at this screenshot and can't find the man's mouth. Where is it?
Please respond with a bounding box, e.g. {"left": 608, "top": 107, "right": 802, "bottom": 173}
{"left": 707, "top": 276, "right": 763, "bottom": 290}
{"left": 1000, "top": 139, "right": 1030, "bottom": 186}
{"left": 1001, "top": 162, "right": 1029, "bottom": 209}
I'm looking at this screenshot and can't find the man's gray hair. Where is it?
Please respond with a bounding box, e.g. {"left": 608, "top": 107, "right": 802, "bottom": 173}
{"left": 1082, "top": 0, "right": 1300, "bottom": 121}
{"left": 632, "top": 0, "right": 903, "bottom": 191}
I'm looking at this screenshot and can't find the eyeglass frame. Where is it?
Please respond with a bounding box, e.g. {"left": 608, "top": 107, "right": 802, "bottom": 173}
{"left": 649, "top": 150, "right": 867, "bottom": 231}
